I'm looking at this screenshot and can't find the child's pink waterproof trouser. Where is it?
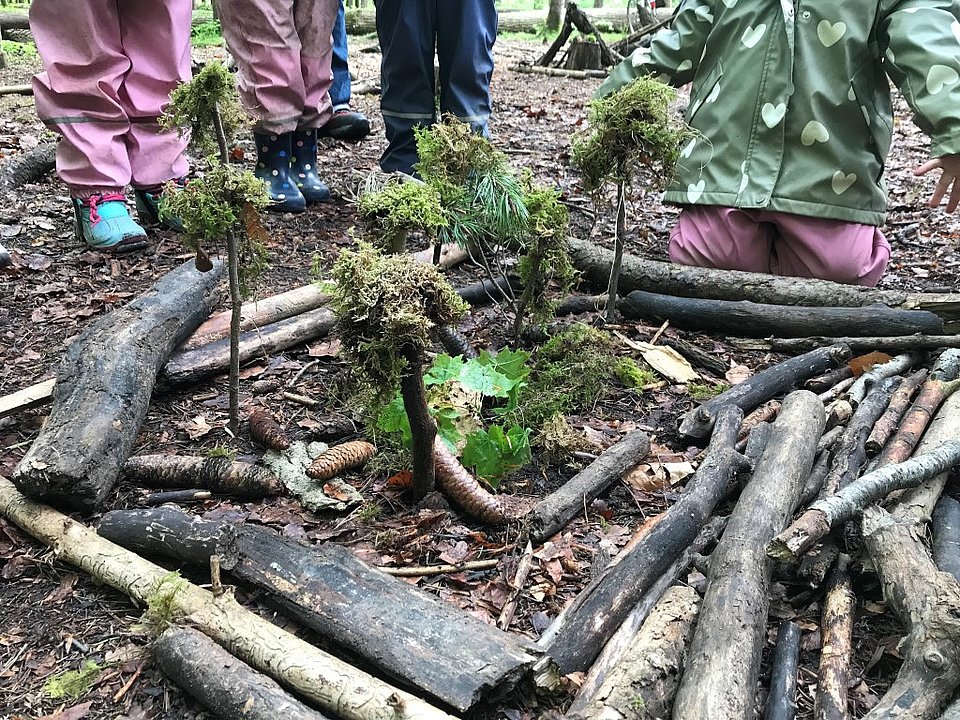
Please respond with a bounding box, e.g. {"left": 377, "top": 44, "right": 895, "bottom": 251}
{"left": 669, "top": 206, "right": 891, "bottom": 287}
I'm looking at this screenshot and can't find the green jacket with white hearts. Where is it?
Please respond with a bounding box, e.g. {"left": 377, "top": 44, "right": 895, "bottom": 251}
{"left": 596, "top": 0, "right": 960, "bottom": 226}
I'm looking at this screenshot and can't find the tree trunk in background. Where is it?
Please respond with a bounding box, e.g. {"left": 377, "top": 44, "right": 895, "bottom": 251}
{"left": 546, "top": 0, "right": 564, "bottom": 30}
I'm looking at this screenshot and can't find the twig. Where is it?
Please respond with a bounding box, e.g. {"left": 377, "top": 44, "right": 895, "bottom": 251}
{"left": 112, "top": 659, "right": 145, "bottom": 704}
{"left": 378, "top": 558, "right": 501, "bottom": 577}
{"left": 498, "top": 542, "right": 535, "bottom": 630}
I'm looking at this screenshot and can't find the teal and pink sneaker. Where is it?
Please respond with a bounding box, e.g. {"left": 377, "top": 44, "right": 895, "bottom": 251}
{"left": 72, "top": 193, "right": 149, "bottom": 254}
{"left": 134, "top": 182, "right": 186, "bottom": 232}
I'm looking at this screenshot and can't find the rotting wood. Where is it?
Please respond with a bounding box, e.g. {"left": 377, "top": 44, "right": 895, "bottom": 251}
{"left": 163, "top": 306, "right": 337, "bottom": 385}
{"left": 144, "top": 489, "right": 212, "bottom": 505}
{"left": 568, "top": 517, "right": 727, "bottom": 715}
{"left": 815, "top": 555, "right": 855, "bottom": 720}
{"left": 679, "top": 344, "right": 850, "bottom": 439}
{"left": 0, "top": 143, "right": 56, "bottom": 191}
{"left": 805, "top": 366, "right": 855, "bottom": 394}
{"left": 540, "top": 408, "right": 741, "bottom": 673}
{"left": 663, "top": 336, "right": 730, "bottom": 377}
{"left": 567, "top": 585, "right": 701, "bottom": 720}
{"left": 737, "top": 400, "right": 781, "bottom": 444}
{"left": 123, "top": 454, "right": 281, "bottom": 498}
{"left": 619, "top": 290, "right": 943, "bottom": 338}
{"left": 746, "top": 335, "right": 960, "bottom": 354}
{"left": 0, "top": 483, "right": 458, "bottom": 720}
{"left": 866, "top": 369, "right": 928, "bottom": 454}
{"left": 933, "top": 495, "right": 960, "bottom": 582}
{"left": 12, "top": 260, "right": 223, "bottom": 511}
{"left": 825, "top": 399, "right": 854, "bottom": 430}
{"left": 97, "top": 507, "right": 544, "bottom": 712}
{"left": 498, "top": 542, "right": 535, "bottom": 630}
{"left": 672, "top": 391, "right": 824, "bottom": 720}
{"left": 765, "top": 621, "right": 802, "bottom": 720}
{"left": 527, "top": 429, "right": 650, "bottom": 543}
{"left": 153, "top": 626, "right": 331, "bottom": 720}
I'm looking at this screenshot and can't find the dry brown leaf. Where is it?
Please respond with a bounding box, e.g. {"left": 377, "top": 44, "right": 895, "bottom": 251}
{"left": 848, "top": 351, "right": 893, "bottom": 376}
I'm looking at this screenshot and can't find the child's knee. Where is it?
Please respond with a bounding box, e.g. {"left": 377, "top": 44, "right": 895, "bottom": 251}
{"left": 823, "top": 230, "right": 891, "bottom": 287}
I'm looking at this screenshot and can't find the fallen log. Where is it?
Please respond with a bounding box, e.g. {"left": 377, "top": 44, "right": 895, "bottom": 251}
{"left": 0, "top": 142, "right": 56, "bottom": 191}
{"left": 805, "top": 366, "right": 855, "bottom": 394}
{"left": 662, "top": 336, "right": 729, "bottom": 377}
{"left": 620, "top": 290, "right": 943, "bottom": 338}
{"left": 153, "top": 626, "right": 330, "bottom": 720}
{"left": 0, "top": 84, "right": 31, "bottom": 96}
{"left": 567, "top": 238, "right": 960, "bottom": 328}
{"left": 98, "top": 507, "right": 545, "bottom": 712}
{"left": 815, "top": 554, "right": 855, "bottom": 720}
{"left": 527, "top": 429, "right": 650, "bottom": 543}
{"left": 144, "top": 489, "right": 212, "bottom": 505}
{"left": 539, "top": 407, "right": 743, "bottom": 673}
{"left": 672, "top": 390, "right": 824, "bottom": 720}
{"left": 679, "top": 344, "right": 850, "bottom": 439}
{"left": 0, "top": 14, "right": 29, "bottom": 32}
{"left": 123, "top": 454, "right": 281, "bottom": 498}
{"left": 0, "top": 481, "right": 456, "bottom": 720}
{"left": 764, "top": 621, "right": 802, "bottom": 720}
{"left": 865, "top": 369, "right": 928, "bottom": 454}
{"left": 12, "top": 260, "right": 223, "bottom": 511}
{"left": 455, "top": 275, "right": 519, "bottom": 306}
{"left": 567, "top": 585, "right": 700, "bottom": 720}
{"left": 770, "top": 440, "right": 960, "bottom": 564}
{"left": 163, "top": 306, "right": 337, "bottom": 385}
{"left": 568, "top": 517, "right": 727, "bottom": 714}
{"left": 933, "top": 496, "right": 960, "bottom": 582}
{"left": 742, "top": 335, "right": 960, "bottom": 354}
{"left": 511, "top": 64, "right": 608, "bottom": 79}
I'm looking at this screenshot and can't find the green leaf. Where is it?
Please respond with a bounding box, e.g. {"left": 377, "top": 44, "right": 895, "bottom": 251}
{"left": 457, "top": 360, "right": 514, "bottom": 398}
{"left": 375, "top": 395, "right": 412, "bottom": 446}
{"left": 461, "top": 424, "right": 531, "bottom": 487}
{"left": 424, "top": 353, "right": 464, "bottom": 386}
{"left": 478, "top": 348, "right": 531, "bottom": 382}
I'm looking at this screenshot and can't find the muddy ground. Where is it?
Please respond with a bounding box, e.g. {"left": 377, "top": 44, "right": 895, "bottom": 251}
{"left": 0, "top": 33, "right": 958, "bottom": 720}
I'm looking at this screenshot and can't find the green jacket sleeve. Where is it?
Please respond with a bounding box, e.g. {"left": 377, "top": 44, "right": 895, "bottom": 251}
{"left": 594, "top": 0, "right": 715, "bottom": 98}
{"left": 880, "top": 0, "right": 960, "bottom": 157}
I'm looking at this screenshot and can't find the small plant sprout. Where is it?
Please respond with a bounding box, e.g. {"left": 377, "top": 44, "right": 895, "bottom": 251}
{"left": 572, "top": 76, "right": 692, "bottom": 322}
{"left": 161, "top": 62, "right": 270, "bottom": 433}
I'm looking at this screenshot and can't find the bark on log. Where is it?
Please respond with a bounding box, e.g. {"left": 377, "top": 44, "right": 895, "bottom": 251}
{"left": 679, "top": 344, "right": 850, "bottom": 439}
{"left": 620, "top": 290, "right": 943, "bottom": 338}
{"left": 865, "top": 369, "right": 928, "bottom": 455}
{"left": 672, "top": 391, "right": 825, "bottom": 720}
{"left": 770, "top": 441, "right": 960, "bottom": 564}
{"left": 123, "top": 454, "right": 281, "bottom": 498}
{"left": 98, "top": 507, "right": 543, "bottom": 711}
{"left": 0, "top": 143, "right": 56, "bottom": 191}
{"left": 180, "top": 284, "right": 330, "bottom": 351}
{"left": 163, "top": 306, "right": 337, "bottom": 385}
{"left": 566, "top": 238, "right": 960, "bottom": 327}
{"left": 933, "top": 496, "right": 960, "bottom": 583}
{"left": 662, "top": 336, "right": 730, "bottom": 377}
{"left": 0, "top": 13, "right": 29, "bottom": 31}
{"left": 540, "top": 408, "right": 743, "bottom": 673}
{"left": 564, "top": 41, "right": 603, "bottom": 70}
{"left": 12, "top": 260, "right": 223, "bottom": 511}
{"left": 568, "top": 517, "right": 727, "bottom": 715}
{"left": 815, "top": 555, "right": 855, "bottom": 720}
{"left": 805, "top": 366, "right": 855, "bottom": 394}
{"left": 765, "top": 621, "right": 802, "bottom": 720}
{"left": 455, "top": 275, "right": 519, "bottom": 306}
{"left": 567, "top": 585, "right": 701, "bottom": 720}
{"left": 847, "top": 353, "right": 921, "bottom": 406}
{"left": 0, "top": 482, "right": 456, "bottom": 720}
{"left": 527, "top": 429, "right": 650, "bottom": 543}
{"left": 153, "top": 626, "right": 331, "bottom": 720}
{"left": 755, "top": 335, "right": 960, "bottom": 354}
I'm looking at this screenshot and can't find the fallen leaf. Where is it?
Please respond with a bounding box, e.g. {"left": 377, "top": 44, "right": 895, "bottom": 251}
{"left": 35, "top": 701, "right": 93, "bottom": 720}
{"left": 322, "top": 480, "right": 357, "bottom": 502}
{"left": 725, "top": 364, "right": 753, "bottom": 385}
{"left": 308, "top": 338, "right": 342, "bottom": 357}
{"left": 182, "top": 415, "right": 214, "bottom": 440}
{"left": 26, "top": 254, "right": 53, "bottom": 271}
{"left": 42, "top": 573, "right": 78, "bottom": 605}
{"left": 387, "top": 470, "right": 412, "bottom": 488}
{"left": 848, "top": 351, "right": 892, "bottom": 376}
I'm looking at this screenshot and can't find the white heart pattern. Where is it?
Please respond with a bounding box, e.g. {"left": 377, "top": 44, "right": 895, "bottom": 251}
{"left": 847, "top": 86, "right": 856, "bottom": 102}
{"left": 687, "top": 180, "right": 706, "bottom": 203}
{"left": 739, "top": 173, "right": 749, "bottom": 193}
{"left": 706, "top": 82, "right": 721, "bottom": 103}
{"left": 677, "top": 59, "right": 693, "bottom": 73}
{"left": 741, "top": 24, "right": 767, "bottom": 49}
{"left": 831, "top": 171, "right": 857, "bottom": 195}
{"left": 926, "top": 65, "right": 960, "bottom": 94}
{"left": 952, "top": 20, "right": 960, "bottom": 46}
{"left": 694, "top": 4, "right": 714, "bottom": 23}
{"left": 800, "top": 121, "right": 830, "bottom": 146}
{"left": 680, "top": 138, "right": 696, "bottom": 158}
{"left": 722, "top": 0, "right": 738, "bottom": 6}
{"left": 761, "top": 102, "right": 786, "bottom": 128}
{"left": 816, "top": 20, "right": 846, "bottom": 48}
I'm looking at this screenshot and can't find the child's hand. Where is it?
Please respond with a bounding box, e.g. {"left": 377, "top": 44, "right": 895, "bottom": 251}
{"left": 914, "top": 154, "right": 960, "bottom": 212}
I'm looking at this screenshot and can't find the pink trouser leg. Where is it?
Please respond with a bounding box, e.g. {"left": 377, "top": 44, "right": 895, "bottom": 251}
{"left": 669, "top": 206, "right": 775, "bottom": 274}
{"left": 119, "top": 0, "right": 192, "bottom": 189}
{"left": 219, "top": 0, "right": 336, "bottom": 134}
{"left": 30, "top": 0, "right": 131, "bottom": 195}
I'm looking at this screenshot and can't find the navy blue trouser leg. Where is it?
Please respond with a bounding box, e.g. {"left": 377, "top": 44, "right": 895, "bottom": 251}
{"left": 437, "top": 0, "right": 497, "bottom": 137}
{"left": 376, "top": 0, "right": 437, "bottom": 174}
{"left": 330, "top": 0, "right": 351, "bottom": 108}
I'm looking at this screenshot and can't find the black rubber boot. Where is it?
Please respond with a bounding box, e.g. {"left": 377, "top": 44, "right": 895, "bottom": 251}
{"left": 290, "top": 128, "right": 331, "bottom": 204}
{"left": 254, "top": 131, "right": 306, "bottom": 213}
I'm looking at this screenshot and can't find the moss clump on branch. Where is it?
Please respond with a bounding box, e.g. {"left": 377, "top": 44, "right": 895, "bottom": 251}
{"left": 357, "top": 179, "right": 447, "bottom": 253}
{"left": 44, "top": 660, "right": 104, "bottom": 700}
{"left": 615, "top": 357, "right": 657, "bottom": 389}
{"left": 572, "top": 76, "right": 692, "bottom": 192}
{"left": 163, "top": 62, "right": 246, "bottom": 155}
{"left": 331, "top": 242, "right": 468, "bottom": 397}
{"left": 144, "top": 571, "right": 188, "bottom": 635}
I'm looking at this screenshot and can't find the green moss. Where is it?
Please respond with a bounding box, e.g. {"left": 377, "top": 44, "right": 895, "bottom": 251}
{"left": 615, "top": 357, "right": 657, "bottom": 389}
{"left": 44, "top": 660, "right": 103, "bottom": 700}
{"left": 357, "top": 179, "right": 447, "bottom": 253}
{"left": 331, "top": 242, "right": 468, "bottom": 399}
{"left": 572, "top": 76, "right": 692, "bottom": 192}
{"left": 687, "top": 381, "right": 730, "bottom": 400}
{"left": 162, "top": 62, "right": 247, "bottom": 155}
{"left": 207, "top": 445, "right": 236, "bottom": 460}
{"left": 144, "top": 571, "right": 188, "bottom": 635}
{"left": 536, "top": 412, "right": 591, "bottom": 465}
{"left": 415, "top": 116, "right": 508, "bottom": 184}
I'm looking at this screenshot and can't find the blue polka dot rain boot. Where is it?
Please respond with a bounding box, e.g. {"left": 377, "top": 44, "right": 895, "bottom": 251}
{"left": 72, "top": 192, "right": 150, "bottom": 254}
{"left": 291, "top": 127, "right": 331, "bottom": 204}
{"left": 253, "top": 131, "right": 306, "bottom": 213}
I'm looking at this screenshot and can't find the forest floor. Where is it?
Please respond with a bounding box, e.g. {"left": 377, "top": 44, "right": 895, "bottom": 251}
{"left": 0, "top": 32, "right": 959, "bottom": 720}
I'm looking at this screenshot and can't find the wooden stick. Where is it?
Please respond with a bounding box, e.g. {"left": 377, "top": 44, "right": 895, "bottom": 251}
{"left": 847, "top": 352, "right": 921, "bottom": 406}
{"left": 0, "top": 378, "right": 56, "bottom": 421}
{"left": 144, "top": 489, "right": 213, "bottom": 505}
{"left": 933, "top": 495, "right": 960, "bottom": 583}
{"left": 381, "top": 559, "right": 501, "bottom": 577}
{"left": 755, "top": 335, "right": 960, "bottom": 354}
{"left": 865, "top": 369, "right": 928, "bottom": 454}
{"left": 498, "top": 542, "right": 535, "bottom": 630}
{"left": 0, "top": 481, "right": 457, "bottom": 720}
{"left": 805, "top": 366, "right": 855, "bottom": 394}
{"left": 764, "top": 621, "right": 802, "bottom": 720}
{"left": 510, "top": 63, "right": 608, "bottom": 79}
{"left": 0, "top": 84, "right": 32, "bottom": 96}
{"left": 814, "top": 555, "right": 855, "bottom": 720}
{"left": 672, "top": 391, "right": 824, "bottom": 720}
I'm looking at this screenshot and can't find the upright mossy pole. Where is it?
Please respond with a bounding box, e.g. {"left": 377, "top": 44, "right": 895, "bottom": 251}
{"left": 572, "top": 76, "right": 691, "bottom": 322}
{"left": 162, "top": 64, "right": 270, "bottom": 433}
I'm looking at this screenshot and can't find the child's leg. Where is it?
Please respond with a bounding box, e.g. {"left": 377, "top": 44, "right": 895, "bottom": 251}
{"left": 118, "top": 0, "right": 192, "bottom": 190}
{"left": 766, "top": 212, "right": 891, "bottom": 287}
{"left": 436, "top": 0, "right": 497, "bottom": 137}
{"left": 218, "top": 0, "right": 305, "bottom": 134}
{"left": 330, "top": 0, "right": 351, "bottom": 110}
{"left": 293, "top": 0, "right": 337, "bottom": 131}
{"left": 29, "top": 0, "right": 132, "bottom": 195}
{"left": 669, "top": 206, "right": 775, "bottom": 274}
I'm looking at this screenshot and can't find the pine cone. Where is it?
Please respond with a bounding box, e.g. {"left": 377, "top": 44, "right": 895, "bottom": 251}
{"left": 248, "top": 409, "right": 291, "bottom": 451}
{"left": 306, "top": 441, "right": 377, "bottom": 480}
